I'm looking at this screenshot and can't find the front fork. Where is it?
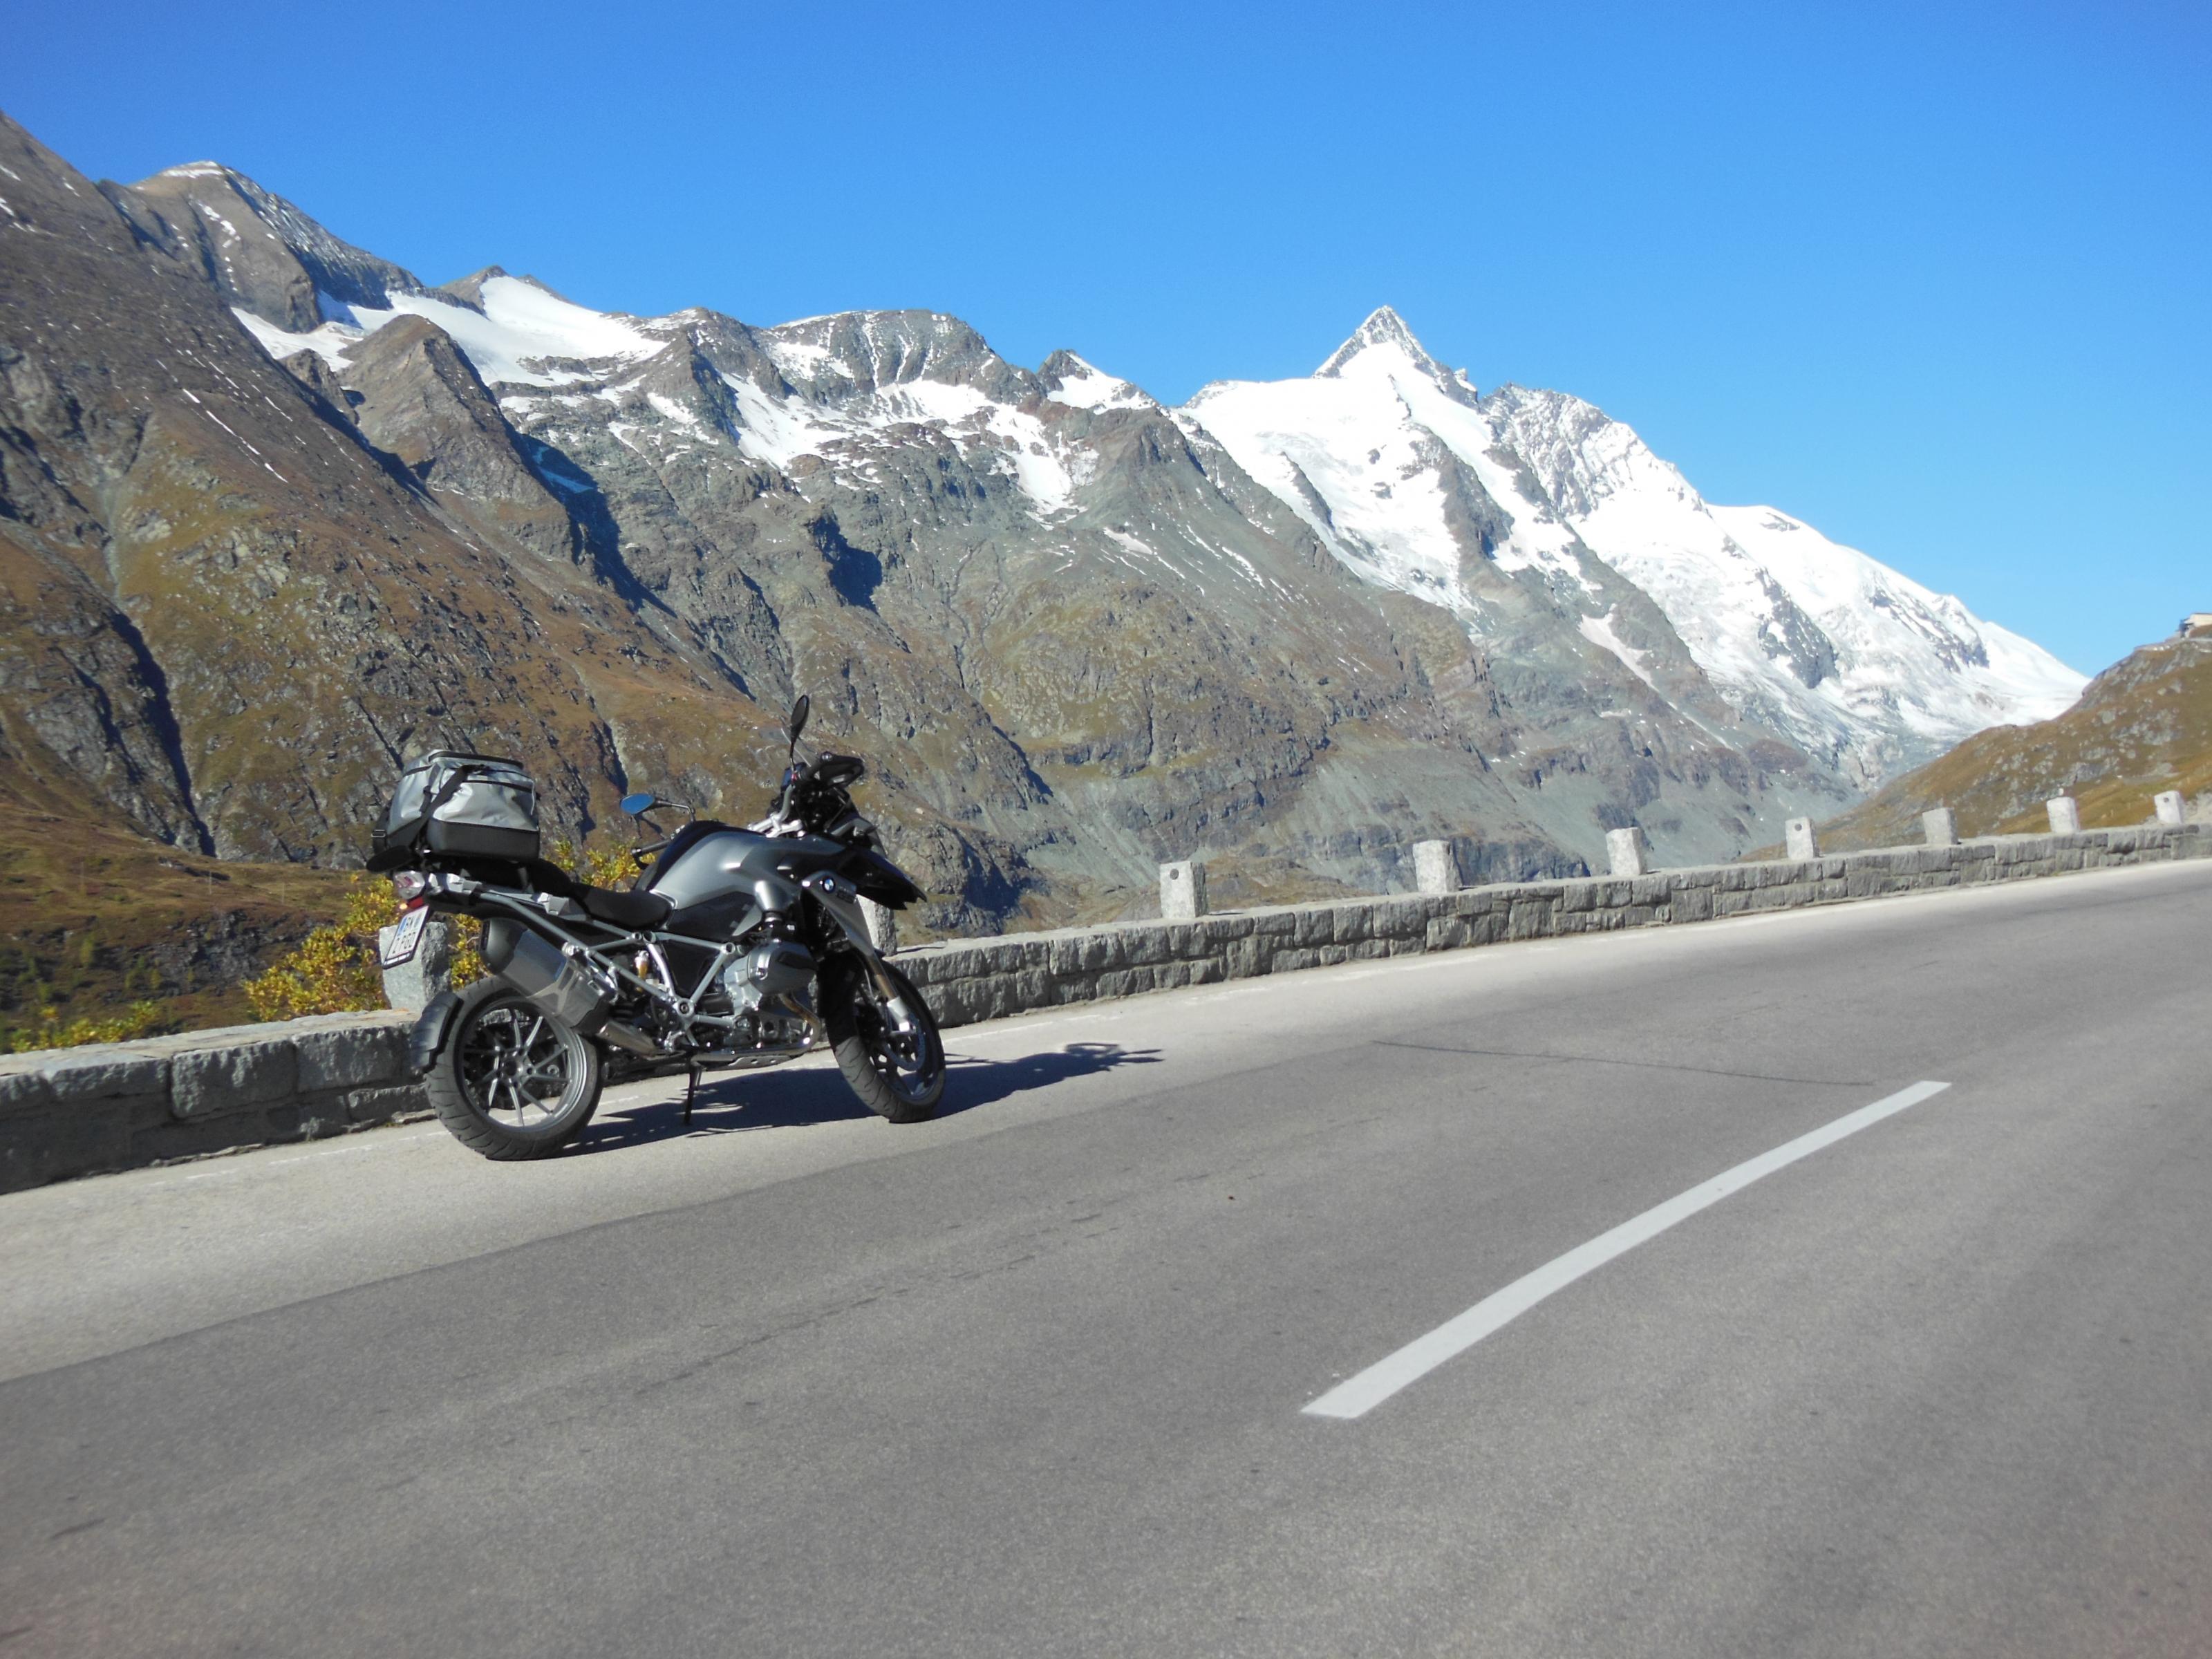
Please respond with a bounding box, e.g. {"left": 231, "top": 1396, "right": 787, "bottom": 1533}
{"left": 800, "top": 873, "right": 918, "bottom": 1033}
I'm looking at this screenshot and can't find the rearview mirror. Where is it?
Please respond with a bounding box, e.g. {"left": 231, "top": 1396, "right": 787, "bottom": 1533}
{"left": 619, "top": 791, "right": 656, "bottom": 816}
{"left": 787, "top": 693, "right": 811, "bottom": 747}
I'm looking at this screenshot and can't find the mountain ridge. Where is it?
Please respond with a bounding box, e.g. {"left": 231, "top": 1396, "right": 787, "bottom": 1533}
{"left": 0, "top": 107, "right": 2086, "bottom": 991}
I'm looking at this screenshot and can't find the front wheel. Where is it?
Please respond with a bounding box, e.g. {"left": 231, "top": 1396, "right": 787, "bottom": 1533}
{"left": 426, "top": 978, "right": 603, "bottom": 1160}
{"left": 825, "top": 959, "right": 945, "bottom": 1123}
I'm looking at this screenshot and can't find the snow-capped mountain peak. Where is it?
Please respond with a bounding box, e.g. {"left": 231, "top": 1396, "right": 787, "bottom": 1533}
{"left": 1189, "top": 309, "right": 2086, "bottom": 785}
{"left": 1040, "top": 350, "right": 1154, "bottom": 412}
{"left": 131, "top": 160, "right": 422, "bottom": 330}
{"left": 1316, "top": 305, "right": 1458, "bottom": 390}
{"left": 231, "top": 271, "right": 664, "bottom": 387}
{"left": 758, "top": 309, "right": 1029, "bottom": 404}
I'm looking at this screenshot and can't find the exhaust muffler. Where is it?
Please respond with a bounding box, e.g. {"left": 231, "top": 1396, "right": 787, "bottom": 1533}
{"left": 482, "top": 919, "right": 615, "bottom": 1035}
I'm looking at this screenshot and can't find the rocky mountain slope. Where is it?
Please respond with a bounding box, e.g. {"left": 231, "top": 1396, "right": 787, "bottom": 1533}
{"left": 1810, "top": 633, "right": 2211, "bottom": 848}
{"left": 0, "top": 108, "right": 2087, "bottom": 980}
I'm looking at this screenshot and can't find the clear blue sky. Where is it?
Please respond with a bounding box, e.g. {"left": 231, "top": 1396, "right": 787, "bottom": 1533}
{"left": 6, "top": 0, "right": 2205, "bottom": 675}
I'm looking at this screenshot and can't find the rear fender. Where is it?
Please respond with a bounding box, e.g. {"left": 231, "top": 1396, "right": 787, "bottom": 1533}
{"left": 407, "top": 991, "right": 462, "bottom": 1076}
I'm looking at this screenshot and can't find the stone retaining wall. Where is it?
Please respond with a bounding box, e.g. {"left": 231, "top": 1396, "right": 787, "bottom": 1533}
{"left": 3, "top": 824, "right": 2204, "bottom": 1192}
{"left": 894, "top": 824, "right": 2209, "bottom": 1024}
{"left": 0, "top": 1011, "right": 422, "bottom": 1192}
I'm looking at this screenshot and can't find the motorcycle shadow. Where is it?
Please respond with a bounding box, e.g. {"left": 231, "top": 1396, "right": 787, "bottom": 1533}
{"left": 573, "top": 1041, "right": 1163, "bottom": 1153}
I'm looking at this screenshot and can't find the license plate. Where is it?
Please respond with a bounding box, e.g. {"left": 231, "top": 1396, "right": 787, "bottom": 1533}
{"left": 381, "top": 906, "right": 429, "bottom": 967}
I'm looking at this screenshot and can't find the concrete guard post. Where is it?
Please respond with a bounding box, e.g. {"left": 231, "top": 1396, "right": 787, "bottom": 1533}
{"left": 2155, "top": 791, "right": 2186, "bottom": 827}
{"left": 1413, "top": 839, "right": 1461, "bottom": 895}
{"left": 377, "top": 917, "right": 452, "bottom": 1013}
{"left": 1606, "top": 827, "right": 1650, "bottom": 878}
{"left": 1785, "top": 817, "right": 1820, "bottom": 861}
{"left": 1922, "top": 808, "right": 1960, "bottom": 846}
{"left": 2047, "top": 796, "right": 2083, "bottom": 834}
{"left": 1160, "top": 860, "right": 1208, "bottom": 920}
{"left": 861, "top": 896, "right": 899, "bottom": 953}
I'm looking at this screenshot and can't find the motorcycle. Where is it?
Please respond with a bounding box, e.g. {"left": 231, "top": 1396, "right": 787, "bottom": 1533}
{"left": 375, "top": 695, "right": 946, "bottom": 1160}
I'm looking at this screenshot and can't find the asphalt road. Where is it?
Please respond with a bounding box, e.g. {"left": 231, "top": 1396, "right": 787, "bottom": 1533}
{"left": 4, "top": 861, "right": 2209, "bottom": 1657}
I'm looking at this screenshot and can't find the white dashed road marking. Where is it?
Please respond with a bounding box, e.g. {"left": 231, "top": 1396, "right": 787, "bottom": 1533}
{"left": 1304, "top": 1080, "right": 1953, "bottom": 1420}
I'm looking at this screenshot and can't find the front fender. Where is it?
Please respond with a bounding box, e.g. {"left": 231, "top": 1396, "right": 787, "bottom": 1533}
{"left": 406, "top": 991, "right": 462, "bottom": 1076}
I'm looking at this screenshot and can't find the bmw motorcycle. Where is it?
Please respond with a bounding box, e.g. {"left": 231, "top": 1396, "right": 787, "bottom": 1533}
{"left": 374, "top": 695, "right": 945, "bottom": 1160}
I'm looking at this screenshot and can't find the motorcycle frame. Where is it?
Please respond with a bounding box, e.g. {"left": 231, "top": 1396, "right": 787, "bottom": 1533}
{"left": 420, "top": 866, "right": 906, "bottom": 1060}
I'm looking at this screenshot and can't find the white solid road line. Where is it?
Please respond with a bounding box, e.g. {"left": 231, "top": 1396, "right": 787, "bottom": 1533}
{"left": 1302, "top": 1079, "right": 1953, "bottom": 1421}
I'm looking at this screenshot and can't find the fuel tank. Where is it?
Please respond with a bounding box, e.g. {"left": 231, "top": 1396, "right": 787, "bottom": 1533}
{"left": 644, "top": 825, "right": 851, "bottom": 910}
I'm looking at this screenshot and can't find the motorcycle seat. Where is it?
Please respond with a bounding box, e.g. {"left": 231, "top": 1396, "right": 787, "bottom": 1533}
{"left": 574, "top": 884, "right": 673, "bottom": 930}
{"left": 511, "top": 859, "right": 673, "bottom": 931}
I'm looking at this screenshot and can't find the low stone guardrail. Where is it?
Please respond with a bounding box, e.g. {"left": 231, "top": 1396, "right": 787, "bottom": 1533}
{"left": 898, "top": 823, "right": 2207, "bottom": 1025}
{"left": 2, "top": 823, "right": 2204, "bottom": 1192}
{"left": 0, "top": 1010, "right": 421, "bottom": 1194}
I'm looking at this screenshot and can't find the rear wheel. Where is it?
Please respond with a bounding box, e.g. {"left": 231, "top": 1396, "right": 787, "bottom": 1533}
{"left": 827, "top": 959, "right": 945, "bottom": 1123}
{"left": 427, "top": 978, "right": 603, "bottom": 1160}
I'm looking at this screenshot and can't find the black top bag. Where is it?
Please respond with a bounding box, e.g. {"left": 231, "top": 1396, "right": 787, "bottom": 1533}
{"left": 370, "top": 751, "right": 541, "bottom": 868}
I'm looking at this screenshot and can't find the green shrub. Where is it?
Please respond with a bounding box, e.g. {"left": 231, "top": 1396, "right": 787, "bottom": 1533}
{"left": 7, "top": 1000, "right": 167, "bottom": 1053}
{"left": 243, "top": 876, "right": 402, "bottom": 1021}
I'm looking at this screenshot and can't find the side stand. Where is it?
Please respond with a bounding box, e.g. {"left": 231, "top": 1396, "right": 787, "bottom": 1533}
{"left": 682, "top": 1067, "right": 700, "bottom": 1126}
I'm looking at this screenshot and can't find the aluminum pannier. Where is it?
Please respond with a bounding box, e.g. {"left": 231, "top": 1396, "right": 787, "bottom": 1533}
{"left": 371, "top": 750, "right": 541, "bottom": 865}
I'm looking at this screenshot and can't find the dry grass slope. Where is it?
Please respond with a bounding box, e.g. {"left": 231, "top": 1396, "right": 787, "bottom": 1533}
{"left": 0, "top": 784, "right": 350, "bottom": 1044}
{"left": 1809, "top": 637, "right": 2211, "bottom": 850}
